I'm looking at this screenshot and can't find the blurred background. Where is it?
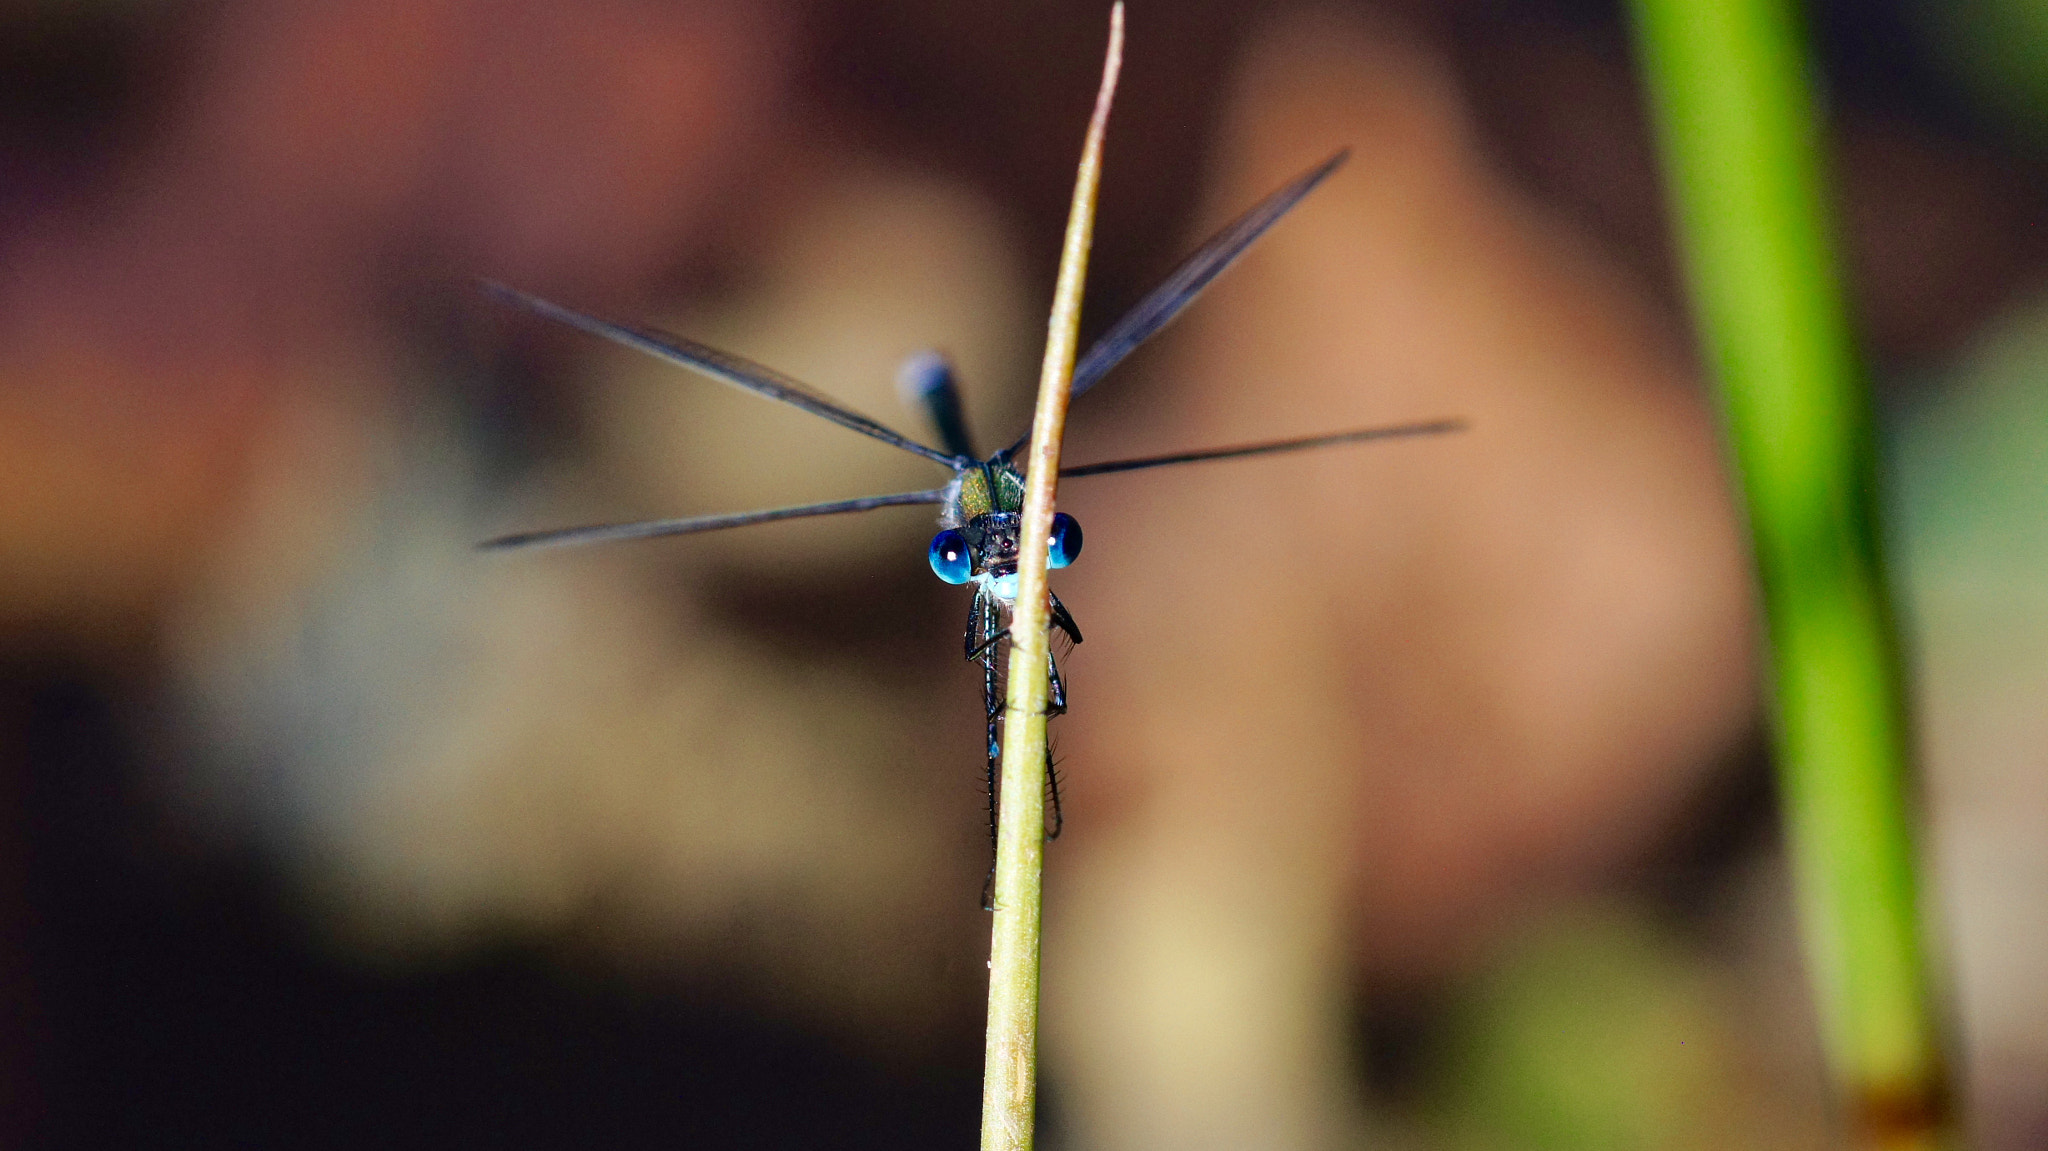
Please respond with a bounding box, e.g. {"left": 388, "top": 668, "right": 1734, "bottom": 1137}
{"left": 1, "top": 0, "right": 2044, "bottom": 1146}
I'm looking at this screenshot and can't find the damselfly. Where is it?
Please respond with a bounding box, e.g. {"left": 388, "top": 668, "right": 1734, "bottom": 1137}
{"left": 481, "top": 149, "right": 1460, "bottom": 891}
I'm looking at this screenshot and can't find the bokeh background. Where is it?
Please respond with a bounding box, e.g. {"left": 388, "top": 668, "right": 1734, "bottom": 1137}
{"left": 2, "top": 0, "right": 2045, "bottom": 1147}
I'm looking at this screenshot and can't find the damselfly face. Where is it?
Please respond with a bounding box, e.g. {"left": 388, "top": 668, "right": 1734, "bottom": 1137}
{"left": 477, "top": 147, "right": 1460, "bottom": 902}
{"left": 928, "top": 460, "right": 1083, "bottom": 600}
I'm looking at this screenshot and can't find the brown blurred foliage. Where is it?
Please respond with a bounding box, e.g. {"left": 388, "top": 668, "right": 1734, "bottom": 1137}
{"left": 1, "top": 0, "right": 2044, "bottom": 1147}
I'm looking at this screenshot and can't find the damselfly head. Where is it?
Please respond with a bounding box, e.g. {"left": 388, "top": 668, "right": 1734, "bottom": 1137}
{"left": 927, "top": 509, "right": 1084, "bottom": 592}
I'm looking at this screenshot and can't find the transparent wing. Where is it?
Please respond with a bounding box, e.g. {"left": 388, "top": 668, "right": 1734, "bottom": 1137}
{"left": 484, "top": 281, "right": 961, "bottom": 468}
{"left": 1003, "top": 149, "right": 1350, "bottom": 458}
{"left": 479, "top": 488, "right": 950, "bottom": 552}
{"left": 1060, "top": 418, "right": 1463, "bottom": 479}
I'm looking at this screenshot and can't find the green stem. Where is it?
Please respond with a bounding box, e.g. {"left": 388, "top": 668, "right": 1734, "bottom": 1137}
{"left": 979, "top": 6, "right": 1121, "bottom": 1150}
{"left": 1623, "top": 0, "right": 1949, "bottom": 1145}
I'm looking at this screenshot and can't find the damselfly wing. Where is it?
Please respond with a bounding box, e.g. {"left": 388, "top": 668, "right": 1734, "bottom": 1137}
{"left": 480, "top": 150, "right": 1463, "bottom": 897}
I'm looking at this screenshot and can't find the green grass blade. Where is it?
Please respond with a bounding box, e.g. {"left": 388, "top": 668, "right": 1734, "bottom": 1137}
{"left": 1622, "top": 0, "right": 1951, "bottom": 1144}
{"left": 980, "top": 6, "right": 1121, "bottom": 1150}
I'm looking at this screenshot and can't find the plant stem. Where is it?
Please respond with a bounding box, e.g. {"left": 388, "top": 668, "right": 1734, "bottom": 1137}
{"left": 979, "top": 6, "right": 1121, "bottom": 1150}
{"left": 1623, "top": 1, "right": 1949, "bottom": 1145}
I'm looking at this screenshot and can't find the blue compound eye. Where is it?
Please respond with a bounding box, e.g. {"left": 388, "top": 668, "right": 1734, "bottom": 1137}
{"left": 1047, "top": 512, "right": 1083, "bottom": 569}
{"left": 928, "top": 529, "right": 973, "bottom": 584}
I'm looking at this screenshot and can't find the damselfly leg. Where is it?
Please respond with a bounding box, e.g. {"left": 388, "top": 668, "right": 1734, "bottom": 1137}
{"left": 970, "top": 584, "right": 1082, "bottom": 906}
{"left": 971, "top": 586, "right": 1003, "bottom": 908}
{"left": 1045, "top": 647, "right": 1067, "bottom": 842}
